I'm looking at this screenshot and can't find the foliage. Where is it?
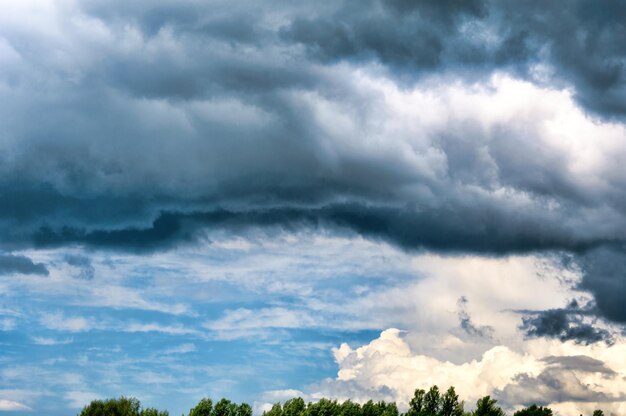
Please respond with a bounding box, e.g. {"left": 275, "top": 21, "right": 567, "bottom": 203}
{"left": 473, "top": 396, "right": 504, "bottom": 416}
{"left": 189, "top": 399, "right": 214, "bottom": 416}
{"left": 78, "top": 389, "right": 607, "bottom": 416}
{"left": 79, "top": 396, "right": 168, "bottom": 416}
{"left": 513, "top": 404, "right": 552, "bottom": 416}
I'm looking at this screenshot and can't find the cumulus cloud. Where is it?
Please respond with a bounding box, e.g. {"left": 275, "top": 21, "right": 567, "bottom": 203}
{"left": 315, "top": 328, "right": 626, "bottom": 415}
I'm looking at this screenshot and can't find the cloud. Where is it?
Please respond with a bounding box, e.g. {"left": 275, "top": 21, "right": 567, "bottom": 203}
{"left": 0, "top": 399, "right": 31, "bottom": 411}
{"left": 520, "top": 301, "right": 614, "bottom": 345}
{"left": 40, "top": 312, "right": 94, "bottom": 333}
{"left": 0, "top": 253, "right": 48, "bottom": 276}
{"left": 282, "top": 0, "right": 626, "bottom": 119}
{"left": 162, "top": 343, "right": 197, "bottom": 354}
{"left": 578, "top": 246, "right": 626, "bottom": 323}
{"left": 315, "top": 328, "right": 626, "bottom": 415}
{"left": 64, "top": 254, "right": 95, "bottom": 280}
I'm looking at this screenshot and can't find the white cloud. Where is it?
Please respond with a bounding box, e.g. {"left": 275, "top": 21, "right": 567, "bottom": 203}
{"left": 0, "top": 399, "right": 31, "bottom": 411}
{"left": 163, "top": 343, "right": 197, "bottom": 354}
{"left": 32, "top": 336, "right": 73, "bottom": 346}
{"left": 40, "top": 312, "right": 93, "bottom": 332}
{"left": 205, "top": 307, "right": 317, "bottom": 340}
{"left": 316, "top": 329, "right": 626, "bottom": 415}
{"left": 293, "top": 252, "right": 626, "bottom": 415}
{"left": 0, "top": 318, "right": 16, "bottom": 331}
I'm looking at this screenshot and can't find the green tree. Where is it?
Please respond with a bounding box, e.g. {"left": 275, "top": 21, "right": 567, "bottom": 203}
{"left": 340, "top": 400, "right": 362, "bottom": 416}
{"left": 141, "top": 408, "right": 169, "bottom": 416}
{"left": 380, "top": 402, "right": 398, "bottom": 416}
{"left": 189, "top": 398, "right": 213, "bottom": 416}
{"left": 592, "top": 411, "right": 604, "bottom": 416}
{"left": 439, "top": 387, "right": 463, "bottom": 416}
{"left": 79, "top": 397, "right": 141, "bottom": 416}
{"left": 473, "top": 396, "right": 504, "bottom": 416}
{"left": 317, "top": 399, "right": 341, "bottom": 416}
{"left": 513, "top": 404, "right": 552, "bottom": 416}
{"left": 423, "top": 386, "right": 441, "bottom": 416}
{"left": 214, "top": 398, "right": 238, "bottom": 416}
{"left": 362, "top": 400, "right": 379, "bottom": 416}
{"left": 238, "top": 403, "right": 253, "bottom": 416}
{"left": 265, "top": 403, "right": 284, "bottom": 416}
{"left": 284, "top": 398, "right": 306, "bottom": 416}
{"left": 407, "top": 389, "right": 426, "bottom": 416}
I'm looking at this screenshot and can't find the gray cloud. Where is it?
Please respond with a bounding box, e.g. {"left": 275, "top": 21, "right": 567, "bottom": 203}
{"left": 64, "top": 254, "right": 95, "bottom": 280}
{"left": 282, "top": 0, "right": 626, "bottom": 119}
{"left": 0, "top": 253, "right": 48, "bottom": 276}
{"left": 1, "top": 0, "right": 626, "bottom": 327}
{"left": 520, "top": 301, "right": 614, "bottom": 344}
{"left": 496, "top": 366, "right": 616, "bottom": 408}
{"left": 458, "top": 296, "right": 494, "bottom": 338}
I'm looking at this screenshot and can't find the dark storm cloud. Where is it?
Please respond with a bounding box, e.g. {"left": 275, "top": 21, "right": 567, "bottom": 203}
{"left": 578, "top": 247, "right": 626, "bottom": 324}
{"left": 283, "top": 0, "right": 626, "bottom": 119}
{"left": 2, "top": 0, "right": 626, "bottom": 326}
{"left": 0, "top": 253, "right": 48, "bottom": 276}
{"left": 25, "top": 205, "right": 602, "bottom": 254}
{"left": 520, "top": 301, "right": 614, "bottom": 344}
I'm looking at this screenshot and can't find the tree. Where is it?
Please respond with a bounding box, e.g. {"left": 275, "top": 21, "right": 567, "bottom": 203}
{"left": 189, "top": 398, "right": 213, "bottom": 416}
{"left": 213, "top": 398, "right": 238, "bottom": 416}
{"left": 80, "top": 397, "right": 141, "bottom": 416}
{"left": 141, "top": 408, "right": 169, "bottom": 416}
{"left": 407, "top": 389, "right": 426, "bottom": 416}
{"left": 380, "top": 401, "right": 398, "bottom": 416}
{"left": 592, "top": 411, "right": 604, "bottom": 416}
{"left": 238, "top": 403, "right": 253, "bottom": 416}
{"left": 339, "top": 400, "right": 362, "bottom": 416}
{"left": 439, "top": 387, "right": 463, "bottom": 416}
{"left": 362, "top": 400, "right": 379, "bottom": 416}
{"left": 423, "top": 386, "right": 441, "bottom": 416}
{"left": 284, "top": 398, "right": 306, "bottom": 416}
{"left": 79, "top": 397, "right": 167, "bottom": 416}
{"left": 265, "top": 403, "right": 284, "bottom": 416}
{"left": 473, "top": 396, "right": 504, "bottom": 416}
{"left": 513, "top": 404, "right": 552, "bottom": 416}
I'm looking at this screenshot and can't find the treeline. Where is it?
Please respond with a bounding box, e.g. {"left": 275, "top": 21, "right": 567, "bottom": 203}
{"left": 78, "top": 385, "right": 606, "bottom": 416}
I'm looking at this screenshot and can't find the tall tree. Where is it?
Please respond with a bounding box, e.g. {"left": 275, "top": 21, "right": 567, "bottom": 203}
{"left": 238, "top": 403, "right": 253, "bottom": 416}
{"left": 284, "top": 398, "right": 306, "bottom": 416}
{"left": 473, "top": 396, "right": 504, "bottom": 416}
{"left": 423, "top": 386, "right": 441, "bottom": 416}
{"left": 407, "top": 389, "right": 426, "bottom": 416}
{"left": 189, "top": 398, "right": 213, "bottom": 416}
{"left": 264, "top": 403, "right": 284, "bottom": 416}
{"left": 439, "top": 387, "right": 463, "bottom": 416}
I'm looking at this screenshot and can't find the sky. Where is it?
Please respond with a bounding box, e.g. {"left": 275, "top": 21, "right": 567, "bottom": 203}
{"left": 1, "top": 0, "right": 626, "bottom": 415}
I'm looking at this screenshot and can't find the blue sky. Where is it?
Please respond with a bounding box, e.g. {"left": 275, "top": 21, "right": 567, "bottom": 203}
{"left": 2, "top": 1, "right": 626, "bottom": 415}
